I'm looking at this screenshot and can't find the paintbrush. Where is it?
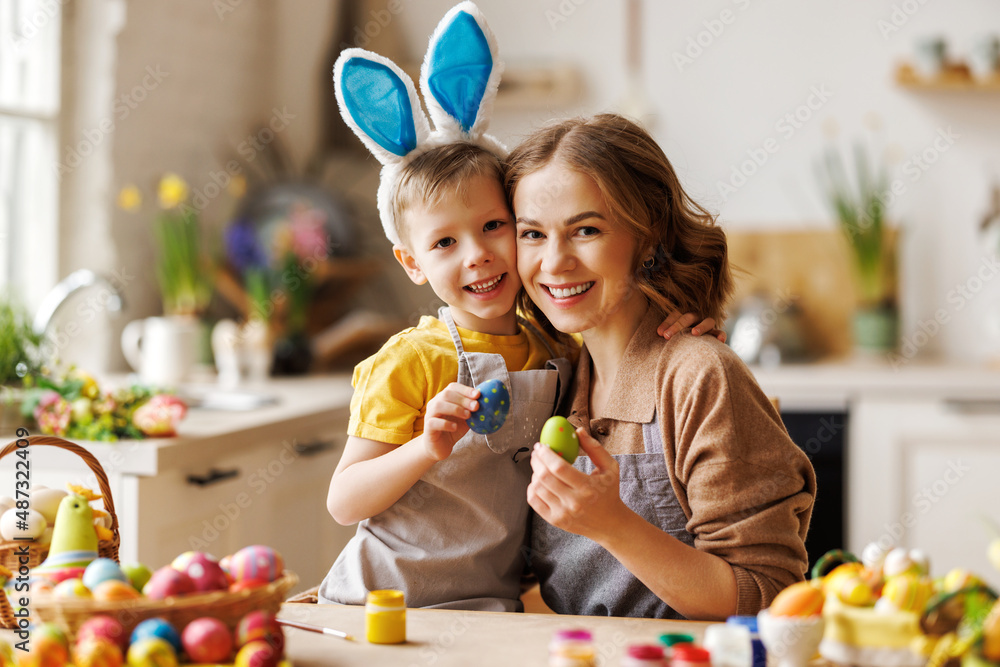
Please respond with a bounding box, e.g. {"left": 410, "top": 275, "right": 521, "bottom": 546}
{"left": 277, "top": 618, "right": 354, "bottom": 641}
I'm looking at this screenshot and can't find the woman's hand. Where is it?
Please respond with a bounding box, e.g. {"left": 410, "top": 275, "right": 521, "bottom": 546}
{"left": 657, "top": 311, "right": 726, "bottom": 342}
{"left": 527, "top": 427, "right": 629, "bottom": 543}
{"left": 423, "top": 383, "right": 477, "bottom": 461}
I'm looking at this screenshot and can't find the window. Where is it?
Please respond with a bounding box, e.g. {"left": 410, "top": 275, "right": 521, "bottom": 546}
{"left": 0, "top": 0, "right": 60, "bottom": 305}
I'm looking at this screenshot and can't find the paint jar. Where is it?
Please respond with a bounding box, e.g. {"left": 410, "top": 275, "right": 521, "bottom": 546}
{"left": 727, "top": 615, "right": 766, "bottom": 667}
{"left": 671, "top": 644, "right": 712, "bottom": 667}
{"left": 658, "top": 633, "right": 695, "bottom": 659}
{"left": 365, "top": 589, "right": 406, "bottom": 644}
{"left": 549, "top": 629, "right": 596, "bottom": 667}
{"left": 704, "top": 623, "right": 751, "bottom": 667}
{"left": 622, "top": 643, "right": 666, "bottom": 666}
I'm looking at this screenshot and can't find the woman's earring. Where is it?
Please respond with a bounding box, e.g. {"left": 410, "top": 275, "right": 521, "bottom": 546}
{"left": 642, "top": 256, "right": 655, "bottom": 269}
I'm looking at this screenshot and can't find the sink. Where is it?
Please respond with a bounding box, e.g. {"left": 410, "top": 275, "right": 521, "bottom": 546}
{"left": 177, "top": 388, "right": 280, "bottom": 411}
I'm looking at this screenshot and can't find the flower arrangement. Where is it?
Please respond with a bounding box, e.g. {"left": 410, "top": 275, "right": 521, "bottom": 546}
{"left": 118, "top": 174, "right": 216, "bottom": 317}
{"left": 20, "top": 368, "right": 187, "bottom": 441}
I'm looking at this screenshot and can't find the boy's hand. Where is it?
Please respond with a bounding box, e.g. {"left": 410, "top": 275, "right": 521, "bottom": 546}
{"left": 422, "top": 382, "right": 479, "bottom": 461}
{"left": 657, "top": 310, "right": 726, "bottom": 343}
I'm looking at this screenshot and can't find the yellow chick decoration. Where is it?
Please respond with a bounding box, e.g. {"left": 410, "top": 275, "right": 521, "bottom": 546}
{"left": 32, "top": 494, "right": 99, "bottom": 582}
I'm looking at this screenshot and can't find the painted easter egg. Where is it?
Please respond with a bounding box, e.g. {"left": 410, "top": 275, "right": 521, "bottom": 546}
{"left": 131, "top": 618, "right": 182, "bottom": 654}
{"left": 234, "top": 640, "right": 280, "bottom": 667}
{"left": 23, "top": 624, "right": 69, "bottom": 667}
{"left": 229, "top": 546, "right": 284, "bottom": 584}
{"left": 143, "top": 567, "right": 197, "bottom": 600}
{"left": 52, "top": 578, "right": 91, "bottom": 599}
{"left": 92, "top": 580, "right": 141, "bottom": 602}
{"left": 539, "top": 416, "right": 579, "bottom": 464}
{"left": 171, "top": 552, "right": 229, "bottom": 592}
{"left": 72, "top": 638, "right": 123, "bottom": 667}
{"left": 236, "top": 611, "right": 284, "bottom": 651}
{"left": 465, "top": 379, "right": 510, "bottom": 435}
{"left": 120, "top": 562, "right": 153, "bottom": 592}
{"left": 181, "top": 617, "right": 233, "bottom": 664}
{"left": 769, "top": 581, "right": 824, "bottom": 617}
{"left": 82, "top": 558, "right": 128, "bottom": 591}
{"left": 126, "top": 638, "right": 178, "bottom": 667}
{"left": 76, "top": 616, "right": 127, "bottom": 651}
{"left": 881, "top": 573, "right": 933, "bottom": 612}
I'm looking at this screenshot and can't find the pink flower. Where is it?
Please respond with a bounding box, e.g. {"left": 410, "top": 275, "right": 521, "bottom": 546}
{"left": 289, "top": 206, "right": 329, "bottom": 263}
{"left": 133, "top": 394, "right": 188, "bottom": 437}
{"left": 34, "top": 391, "right": 71, "bottom": 436}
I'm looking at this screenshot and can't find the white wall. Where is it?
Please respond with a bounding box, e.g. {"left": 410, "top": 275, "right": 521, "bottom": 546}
{"left": 395, "top": 0, "right": 1000, "bottom": 364}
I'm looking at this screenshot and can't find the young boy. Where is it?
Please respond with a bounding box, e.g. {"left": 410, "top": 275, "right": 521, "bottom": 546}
{"left": 318, "top": 142, "right": 572, "bottom": 611}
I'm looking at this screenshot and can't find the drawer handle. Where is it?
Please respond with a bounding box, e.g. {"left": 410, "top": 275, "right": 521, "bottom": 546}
{"left": 293, "top": 440, "right": 338, "bottom": 457}
{"left": 944, "top": 399, "right": 1000, "bottom": 415}
{"left": 186, "top": 468, "right": 240, "bottom": 487}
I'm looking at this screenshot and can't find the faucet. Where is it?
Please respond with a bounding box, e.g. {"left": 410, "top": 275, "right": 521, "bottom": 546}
{"left": 32, "top": 269, "right": 126, "bottom": 336}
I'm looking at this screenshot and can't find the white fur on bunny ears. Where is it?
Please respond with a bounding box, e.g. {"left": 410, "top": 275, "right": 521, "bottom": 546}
{"left": 333, "top": 1, "right": 506, "bottom": 245}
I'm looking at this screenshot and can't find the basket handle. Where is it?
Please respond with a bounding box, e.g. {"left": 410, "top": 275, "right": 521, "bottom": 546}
{"left": 0, "top": 435, "right": 120, "bottom": 543}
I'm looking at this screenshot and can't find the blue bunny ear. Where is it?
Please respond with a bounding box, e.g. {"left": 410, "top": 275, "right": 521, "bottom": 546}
{"left": 334, "top": 49, "right": 431, "bottom": 165}
{"left": 420, "top": 2, "right": 503, "bottom": 142}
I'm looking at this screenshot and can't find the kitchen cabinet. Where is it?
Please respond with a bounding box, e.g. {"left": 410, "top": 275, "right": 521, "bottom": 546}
{"left": 0, "top": 375, "right": 358, "bottom": 593}
{"left": 753, "top": 362, "right": 1000, "bottom": 588}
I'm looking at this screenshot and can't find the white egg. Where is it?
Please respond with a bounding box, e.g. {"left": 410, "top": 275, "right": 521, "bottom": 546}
{"left": 0, "top": 496, "right": 15, "bottom": 515}
{"left": 37, "top": 527, "right": 54, "bottom": 547}
{"left": 0, "top": 507, "right": 47, "bottom": 541}
{"left": 30, "top": 488, "right": 68, "bottom": 525}
{"left": 92, "top": 512, "right": 112, "bottom": 529}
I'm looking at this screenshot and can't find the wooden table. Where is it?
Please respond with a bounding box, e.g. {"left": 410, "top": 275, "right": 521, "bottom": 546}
{"left": 278, "top": 602, "right": 709, "bottom": 666}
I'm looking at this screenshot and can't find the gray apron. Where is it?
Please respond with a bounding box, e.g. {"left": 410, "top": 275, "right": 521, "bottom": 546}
{"left": 320, "top": 307, "right": 571, "bottom": 611}
{"left": 529, "top": 410, "right": 696, "bottom": 618}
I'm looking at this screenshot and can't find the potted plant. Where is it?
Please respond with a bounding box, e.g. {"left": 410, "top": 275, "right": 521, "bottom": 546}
{"left": 817, "top": 143, "right": 899, "bottom": 353}
{"left": 0, "top": 295, "right": 42, "bottom": 432}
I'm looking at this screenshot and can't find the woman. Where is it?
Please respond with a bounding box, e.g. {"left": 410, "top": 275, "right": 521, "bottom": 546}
{"left": 507, "top": 114, "right": 816, "bottom": 621}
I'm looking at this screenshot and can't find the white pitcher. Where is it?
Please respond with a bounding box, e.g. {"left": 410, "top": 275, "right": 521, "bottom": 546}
{"left": 120, "top": 316, "right": 201, "bottom": 387}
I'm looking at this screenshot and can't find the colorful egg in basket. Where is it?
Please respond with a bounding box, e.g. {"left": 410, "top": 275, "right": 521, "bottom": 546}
{"left": 171, "top": 551, "right": 230, "bottom": 592}
{"left": 229, "top": 546, "right": 284, "bottom": 585}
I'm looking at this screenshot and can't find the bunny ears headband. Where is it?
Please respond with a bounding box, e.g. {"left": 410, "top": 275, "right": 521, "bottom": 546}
{"left": 334, "top": 2, "right": 506, "bottom": 245}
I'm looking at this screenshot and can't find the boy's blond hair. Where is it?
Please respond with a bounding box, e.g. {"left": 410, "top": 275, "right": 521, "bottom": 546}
{"left": 391, "top": 143, "right": 505, "bottom": 245}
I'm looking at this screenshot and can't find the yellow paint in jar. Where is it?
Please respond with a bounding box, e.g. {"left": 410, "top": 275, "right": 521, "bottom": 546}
{"left": 366, "top": 589, "right": 406, "bottom": 644}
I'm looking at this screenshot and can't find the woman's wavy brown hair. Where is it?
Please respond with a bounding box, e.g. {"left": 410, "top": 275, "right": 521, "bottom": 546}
{"left": 505, "top": 113, "right": 733, "bottom": 339}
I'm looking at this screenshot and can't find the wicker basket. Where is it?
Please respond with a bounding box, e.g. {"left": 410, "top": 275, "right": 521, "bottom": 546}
{"left": 0, "top": 435, "right": 121, "bottom": 629}
{"left": 33, "top": 571, "right": 298, "bottom": 640}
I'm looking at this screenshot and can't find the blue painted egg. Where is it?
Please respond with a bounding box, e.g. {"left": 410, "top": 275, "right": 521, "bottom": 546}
{"left": 81, "top": 558, "right": 128, "bottom": 591}
{"left": 131, "top": 617, "right": 182, "bottom": 654}
{"left": 466, "top": 379, "right": 510, "bottom": 435}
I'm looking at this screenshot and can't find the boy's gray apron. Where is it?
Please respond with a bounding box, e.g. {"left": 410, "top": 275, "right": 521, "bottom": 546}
{"left": 320, "top": 307, "right": 571, "bottom": 611}
{"left": 529, "top": 411, "right": 696, "bottom": 618}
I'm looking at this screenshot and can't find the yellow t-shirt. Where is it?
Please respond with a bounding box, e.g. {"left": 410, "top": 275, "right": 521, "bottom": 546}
{"left": 348, "top": 315, "right": 572, "bottom": 445}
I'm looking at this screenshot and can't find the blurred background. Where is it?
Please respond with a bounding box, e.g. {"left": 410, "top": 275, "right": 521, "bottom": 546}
{"left": 2, "top": 0, "right": 1000, "bottom": 584}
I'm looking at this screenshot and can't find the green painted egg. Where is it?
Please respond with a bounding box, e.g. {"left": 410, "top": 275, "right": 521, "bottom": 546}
{"left": 466, "top": 379, "right": 510, "bottom": 435}
{"left": 540, "top": 416, "right": 579, "bottom": 463}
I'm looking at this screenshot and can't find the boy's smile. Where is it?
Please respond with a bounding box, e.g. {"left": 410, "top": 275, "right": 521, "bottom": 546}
{"left": 393, "top": 174, "right": 521, "bottom": 335}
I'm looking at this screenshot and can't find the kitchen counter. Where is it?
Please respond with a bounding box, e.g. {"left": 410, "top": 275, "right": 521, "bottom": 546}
{"left": 0, "top": 374, "right": 357, "bottom": 588}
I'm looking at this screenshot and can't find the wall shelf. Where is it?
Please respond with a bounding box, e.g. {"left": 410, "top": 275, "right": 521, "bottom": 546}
{"left": 895, "top": 63, "right": 1000, "bottom": 91}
